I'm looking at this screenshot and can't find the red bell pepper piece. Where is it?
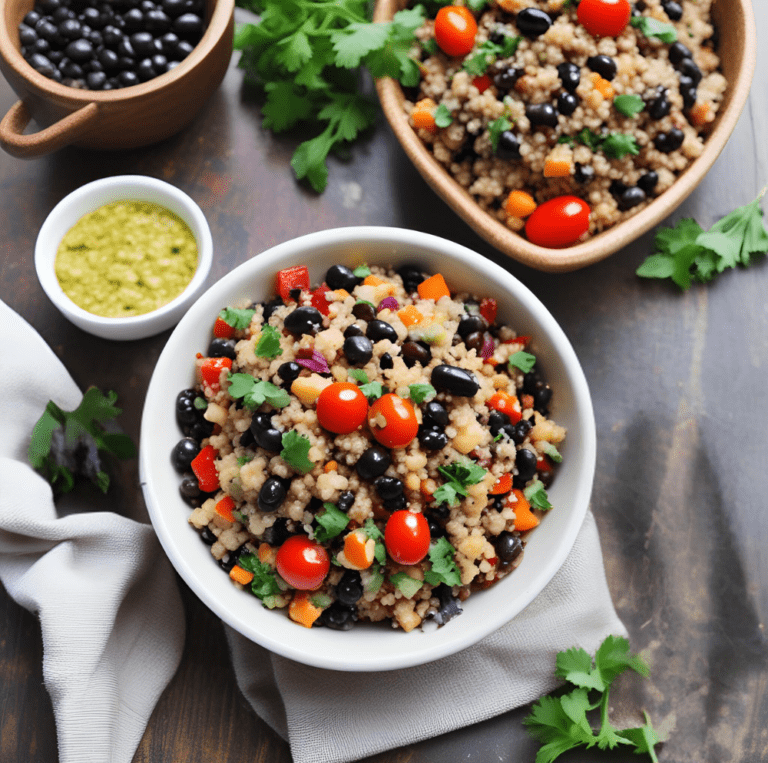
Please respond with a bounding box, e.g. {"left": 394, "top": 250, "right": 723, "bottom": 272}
{"left": 215, "top": 495, "right": 236, "bottom": 522}
{"left": 276, "top": 265, "right": 310, "bottom": 302}
{"left": 488, "top": 473, "right": 512, "bottom": 495}
{"left": 472, "top": 74, "right": 492, "bottom": 93}
{"left": 310, "top": 283, "right": 331, "bottom": 316}
{"left": 479, "top": 297, "right": 497, "bottom": 325}
{"left": 200, "top": 356, "right": 232, "bottom": 391}
{"left": 213, "top": 316, "right": 235, "bottom": 339}
{"left": 487, "top": 390, "right": 522, "bottom": 423}
{"left": 191, "top": 445, "right": 219, "bottom": 493}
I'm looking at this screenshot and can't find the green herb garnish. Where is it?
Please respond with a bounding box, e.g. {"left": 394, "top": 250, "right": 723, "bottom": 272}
{"left": 407, "top": 383, "right": 436, "bottom": 404}
{"left": 389, "top": 571, "right": 423, "bottom": 599}
{"left": 193, "top": 396, "right": 208, "bottom": 410}
{"left": 28, "top": 387, "right": 136, "bottom": 495}
{"left": 227, "top": 373, "right": 290, "bottom": 410}
{"left": 234, "top": 2, "right": 425, "bottom": 191}
{"left": 539, "top": 442, "right": 562, "bottom": 464}
{"left": 433, "top": 459, "right": 487, "bottom": 507}
{"left": 637, "top": 189, "right": 768, "bottom": 289}
{"left": 508, "top": 350, "right": 536, "bottom": 374}
{"left": 314, "top": 501, "right": 350, "bottom": 543}
{"left": 280, "top": 430, "right": 315, "bottom": 473}
{"left": 237, "top": 455, "right": 254, "bottom": 466}
{"left": 423, "top": 537, "right": 462, "bottom": 587}
{"left": 524, "top": 635, "right": 659, "bottom": 762}
{"left": 524, "top": 479, "right": 553, "bottom": 510}
{"left": 488, "top": 116, "right": 513, "bottom": 154}
{"left": 434, "top": 103, "right": 453, "bottom": 128}
{"left": 218, "top": 306, "right": 256, "bottom": 330}
{"left": 255, "top": 324, "right": 283, "bottom": 359}
{"left": 462, "top": 35, "right": 520, "bottom": 75}
{"left": 348, "top": 368, "right": 369, "bottom": 384}
{"left": 630, "top": 15, "right": 677, "bottom": 43}
{"left": 237, "top": 554, "right": 284, "bottom": 607}
{"left": 601, "top": 132, "right": 640, "bottom": 159}
{"left": 613, "top": 94, "right": 645, "bottom": 118}
{"left": 353, "top": 263, "right": 372, "bottom": 278}
{"left": 363, "top": 518, "right": 387, "bottom": 564}
{"left": 360, "top": 381, "right": 385, "bottom": 400}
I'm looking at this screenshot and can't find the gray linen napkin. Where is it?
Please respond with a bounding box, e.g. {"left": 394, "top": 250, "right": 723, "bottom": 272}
{"left": 0, "top": 299, "right": 185, "bottom": 763}
{"left": 227, "top": 508, "right": 624, "bottom": 763}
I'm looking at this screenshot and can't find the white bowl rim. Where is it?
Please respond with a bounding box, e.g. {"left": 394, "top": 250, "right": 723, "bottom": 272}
{"left": 140, "top": 225, "right": 596, "bottom": 671}
{"left": 34, "top": 174, "right": 213, "bottom": 335}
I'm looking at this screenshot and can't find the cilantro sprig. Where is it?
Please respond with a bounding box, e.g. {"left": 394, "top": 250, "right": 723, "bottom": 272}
{"left": 636, "top": 189, "right": 768, "bottom": 289}
{"left": 558, "top": 128, "right": 639, "bottom": 159}
{"left": 433, "top": 459, "right": 487, "bottom": 507}
{"left": 280, "top": 430, "right": 315, "bottom": 473}
{"left": 462, "top": 34, "right": 520, "bottom": 76}
{"left": 255, "top": 325, "right": 283, "bottom": 359}
{"left": 234, "top": 1, "right": 425, "bottom": 192}
{"left": 227, "top": 373, "right": 291, "bottom": 409}
{"left": 423, "top": 537, "right": 461, "bottom": 587}
{"left": 630, "top": 15, "right": 677, "bottom": 44}
{"left": 28, "top": 388, "right": 136, "bottom": 495}
{"left": 314, "top": 502, "right": 350, "bottom": 543}
{"left": 524, "top": 635, "right": 660, "bottom": 763}
{"left": 219, "top": 306, "right": 256, "bottom": 330}
{"left": 237, "top": 554, "right": 284, "bottom": 608}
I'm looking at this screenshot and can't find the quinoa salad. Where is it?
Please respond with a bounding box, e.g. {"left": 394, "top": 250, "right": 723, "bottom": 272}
{"left": 405, "top": 0, "right": 727, "bottom": 245}
{"left": 171, "top": 262, "right": 566, "bottom": 632}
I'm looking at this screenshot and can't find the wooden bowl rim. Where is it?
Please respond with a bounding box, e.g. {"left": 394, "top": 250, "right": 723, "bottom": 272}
{"left": 374, "top": 0, "right": 757, "bottom": 272}
{"left": 0, "top": 0, "right": 235, "bottom": 105}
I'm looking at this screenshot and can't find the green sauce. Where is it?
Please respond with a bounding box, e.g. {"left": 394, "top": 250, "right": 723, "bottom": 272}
{"left": 55, "top": 200, "right": 199, "bottom": 319}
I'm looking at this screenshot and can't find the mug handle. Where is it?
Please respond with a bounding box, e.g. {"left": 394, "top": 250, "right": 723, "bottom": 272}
{"left": 0, "top": 100, "right": 99, "bottom": 158}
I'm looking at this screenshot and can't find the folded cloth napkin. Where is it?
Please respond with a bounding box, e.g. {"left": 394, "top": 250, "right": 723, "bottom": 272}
{"left": 228, "top": 508, "right": 625, "bottom": 763}
{"left": 0, "top": 299, "right": 185, "bottom": 763}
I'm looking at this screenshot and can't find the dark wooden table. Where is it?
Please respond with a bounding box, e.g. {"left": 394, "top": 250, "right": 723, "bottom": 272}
{"left": 2, "top": 6, "right": 768, "bottom": 760}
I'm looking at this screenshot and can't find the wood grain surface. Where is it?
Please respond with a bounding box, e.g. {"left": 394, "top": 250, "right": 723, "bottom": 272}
{"left": 2, "top": 5, "right": 767, "bottom": 761}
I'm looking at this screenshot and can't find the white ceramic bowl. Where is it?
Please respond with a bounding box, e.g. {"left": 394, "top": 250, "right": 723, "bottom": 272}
{"left": 35, "top": 175, "right": 213, "bottom": 340}
{"left": 140, "top": 226, "right": 596, "bottom": 671}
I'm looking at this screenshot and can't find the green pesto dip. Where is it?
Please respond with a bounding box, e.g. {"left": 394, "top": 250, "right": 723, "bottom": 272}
{"left": 55, "top": 200, "right": 198, "bottom": 318}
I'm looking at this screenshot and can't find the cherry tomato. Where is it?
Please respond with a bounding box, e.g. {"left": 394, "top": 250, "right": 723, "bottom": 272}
{"left": 434, "top": 5, "right": 477, "bottom": 57}
{"left": 316, "top": 382, "right": 368, "bottom": 434}
{"left": 385, "top": 511, "right": 431, "bottom": 566}
{"left": 576, "top": 0, "right": 631, "bottom": 37}
{"left": 368, "top": 393, "right": 419, "bottom": 449}
{"left": 276, "top": 535, "right": 330, "bottom": 590}
{"left": 525, "top": 195, "right": 590, "bottom": 248}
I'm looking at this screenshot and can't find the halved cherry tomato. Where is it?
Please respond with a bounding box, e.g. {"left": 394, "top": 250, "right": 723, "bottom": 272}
{"left": 368, "top": 393, "right": 418, "bottom": 449}
{"left": 191, "top": 445, "right": 218, "bottom": 493}
{"left": 200, "top": 356, "right": 232, "bottom": 391}
{"left": 276, "top": 535, "right": 330, "bottom": 590}
{"left": 434, "top": 5, "right": 477, "bottom": 57}
{"left": 316, "top": 382, "right": 368, "bottom": 434}
{"left": 576, "top": 0, "right": 631, "bottom": 37}
{"left": 384, "top": 511, "right": 430, "bottom": 566}
{"left": 525, "top": 196, "right": 590, "bottom": 248}
{"left": 213, "top": 316, "right": 235, "bottom": 339}
{"left": 275, "top": 265, "right": 310, "bottom": 302}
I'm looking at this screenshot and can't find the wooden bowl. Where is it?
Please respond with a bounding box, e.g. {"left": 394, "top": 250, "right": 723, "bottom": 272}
{"left": 374, "top": 0, "right": 756, "bottom": 272}
{"left": 0, "top": 0, "right": 234, "bottom": 158}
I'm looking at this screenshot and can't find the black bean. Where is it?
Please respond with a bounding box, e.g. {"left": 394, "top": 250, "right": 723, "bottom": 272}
{"left": 679, "top": 80, "right": 697, "bottom": 109}
{"left": 200, "top": 527, "right": 217, "bottom": 545}
{"left": 533, "top": 382, "right": 553, "bottom": 412}
{"left": 176, "top": 388, "right": 198, "bottom": 429}
{"left": 661, "top": 0, "right": 683, "bottom": 20}
{"left": 356, "top": 446, "right": 391, "bottom": 480}
{"left": 86, "top": 70, "right": 107, "bottom": 88}
{"left": 510, "top": 418, "right": 533, "bottom": 444}
{"left": 118, "top": 69, "right": 139, "bottom": 87}
{"left": 325, "top": 264, "right": 359, "bottom": 291}
{"left": 175, "top": 38, "right": 194, "bottom": 59}
{"left": 58, "top": 18, "right": 82, "bottom": 38}
{"left": 173, "top": 11, "right": 201, "bottom": 38}
{"left": 179, "top": 474, "right": 201, "bottom": 505}
{"left": 496, "top": 131, "right": 521, "bottom": 160}
{"left": 516, "top": 7, "right": 552, "bottom": 37}
{"left": 262, "top": 517, "right": 292, "bottom": 546}
{"left": 258, "top": 476, "right": 287, "bottom": 512}
{"left": 145, "top": 8, "right": 170, "bottom": 32}
{"left": 320, "top": 603, "right": 355, "bottom": 630}
{"left": 557, "top": 91, "right": 578, "bottom": 116}
{"left": 172, "top": 437, "right": 199, "bottom": 472}
{"left": 488, "top": 410, "right": 510, "bottom": 437}
{"left": 366, "top": 319, "right": 398, "bottom": 343}
{"left": 18, "top": 23, "right": 38, "bottom": 46}
{"left": 586, "top": 54, "right": 617, "bottom": 81}
{"left": 496, "top": 532, "right": 523, "bottom": 563}
{"left": 574, "top": 163, "right": 595, "bottom": 184}
{"left": 526, "top": 103, "right": 558, "bottom": 128}
{"left": 343, "top": 323, "right": 364, "bottom": 338}
{"left": 159, "top": 30, "right": 179, "bottom": 53}
{"left": 24, "top": 11, "right": 42, "bottom": 27}
{"left": 637, "top": 171, "right": 658, "bottom": 194}
{"left": 457, "top": 313, "right": 487, "bottom": 338}
{"left": 343, "top": 335, "right": 373, "bottom": 365}
{"left": 122, "top": 8, "right": 144, "bottom": 32}
{"left": 431, "top": 365, "right": 480, "bottom": 397}
{"left": 62, "top": 60, "right": 84, "bottom": 79}
{"left": 424, "top": 401, "right": 449, "bottom": 428}
{"left": 336, "top": 570, "right": 363, "bottom": 607}
{"left": 609, "top": 179, "right": 628, "bottom": 198}
{"left": 375, "top": 476, "right": 404, "bottom": 500}
{"left": 654, "top": 127, "right": 684, "bottom": 153}
{"left": 284, "top": 305, "right": 322, "bottom": 335}
{"left": 646, "top": 88, "right": 671, "bottom": 120}
{"left": 418, "top": 429, "right": 448, "bottom": 451}
{"left": 515, "top": 448, "right": 538, "bottom": 482}
{"left": 464, "top": 331, "right": 485, "bottom": 354}
{"left": 383, "top": 494, "right": 407, "bottom": 512}
{"left": 668, "top": 41, "right": 692, "bottom": 66}
{"left": 189, "top": 418, "right": 213, "bottom": 442}
{"left": 238, "top": 427, "right": 255, "bottom": 448}
{"left": 207, "top": 337, "right": 236, "bottom": 360}
{"left": 28, "top": 52, "right": 56, "bottom": 76}
{"left": 337, "top": 491, "right": 355, "bottom": 512}
{"left": 130, "top": 30, "right": 154, "bottom": 55}
{"left": 493, "top": 66, "right": 523, "bottom": 91}
{"left": 352, "top": 301, "right": 376, "bottom": 322}
{"left": 557, "top": 62, "right": 580, "bottom": 93}
{"left": 427, "top": 516, "right": 444, "bottom": 538}
{"left": 619, "top": 186, "right": 646, "bottom": 211}
{"left": 396, "top": 265, "right": 426, "bottom": 293}
{"left": 402, "top": 340, "right": 431, "bottom": 368}
{"left": 380, "top": 353, "right": 394, "bottom": 370}
{"left": 253, "top": 426, "right": 283, "bottom": 453}
{"left": 277, "top": 361, "right": 302, "bottom": 387}
{"left": 676, "top": 56, "right": 702, "bottom": 85}
{"left": 162, "top": 0, "right": 187, "bottom": 17}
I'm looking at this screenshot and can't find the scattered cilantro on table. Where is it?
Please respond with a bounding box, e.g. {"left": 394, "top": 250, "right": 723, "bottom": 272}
{"left": 433, "top": 459, "right": 487, "bottom": 507}
{"left": 636, "top": 189, "right": 768, "bottom": 289}
{"left": 524, "top": 635, "right": 661, "bottom": 763}
{"left": 28, "top": 388, "right": 136, "bottom": 495}
{"left": 233, "top": 0, "right": 426, "bottom": 192}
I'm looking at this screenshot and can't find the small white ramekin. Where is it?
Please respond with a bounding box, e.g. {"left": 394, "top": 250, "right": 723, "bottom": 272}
{"left": 35, "top": 175, "right": 213, "bottom": 341}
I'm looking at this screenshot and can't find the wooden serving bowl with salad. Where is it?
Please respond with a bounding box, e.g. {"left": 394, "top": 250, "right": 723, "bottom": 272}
{"left": 0, "top": 0, "right": 234, "bottom": 157}
{"left": 373, "top": 0, "right": 756, "bottom": 272}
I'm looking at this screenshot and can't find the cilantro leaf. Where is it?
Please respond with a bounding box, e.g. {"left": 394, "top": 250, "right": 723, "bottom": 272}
{"left": 331, "top": 21, "right": 390, "bottom": 68}
{"left": 488, "top": 116, "right": 513, "bottom": 154}
{"left": 613, "top": 94, "right": 645, "bottom": 118}
{"left": 219, "top": 306, "right": 256, "bottom": 330}
{"left": 353, "top": 264, "right": 371, "bottom": 278}
{"left": 601, "top": 133, "right": 639, "bottom": 159}
{"left": 630, "top": 15, "right": 677, "bottom": 43}
{"left": 360, "top": 381, "right": 385, "bottom": 400}
{"left": 28, "top": 388, "right": 136, "bottom": 495}
{"left": 227, "top": 373, "right": 291, "bottom": 410}
{"left": 434, "top": 459, "right": 487, "bottom": 506}
{"left": 363, "top": 518, "right": 387, "bottom": 565}
{"left": 434, "top": 103, "right": 453, "bottom": 128}
{"left": 348, "top": 368, "right": 370, "bottom": 384}
{"left": 463, "top": 36, "right": 520, "bottom": 75}
{"left": 255, "top": 324, "right": 283, "bottom": 358}
{"left": 616, "top": 713, "right": 661, "bottom": 763}
{"left": 261, "top": 80, "right": 314, "bottom": 132}
{"left": 423, "top": 537, "right": 462, "bottom": 587}
{"left": 698, "top": 193, "right": 768, "bottom": 270}
{"left": 407, "top": 383, "right": 436, "bottom": 404}
{"left": 508, "top": 350, "right": 536, "bottom": 373}
{"left": 238, "top": 554, "right": 283, "bottom": 606}
{"left": 524, "top": 480, "right": 553, "bottom": 510}
{"left": 389, "top": 571, "right": 423, "bottom": 598}
{"left": 314, "top": 502, "right": 350, "bottom": 543}
{"left": 280, "top": 430, "right": 315, "bottom": 473}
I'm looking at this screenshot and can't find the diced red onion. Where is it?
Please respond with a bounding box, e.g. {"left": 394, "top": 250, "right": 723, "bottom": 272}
{"left": 378, "top": 297, "right": 399, "bottom": 311}
{"left": 296, "top": 349, "right": 329, "bottom": 374}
